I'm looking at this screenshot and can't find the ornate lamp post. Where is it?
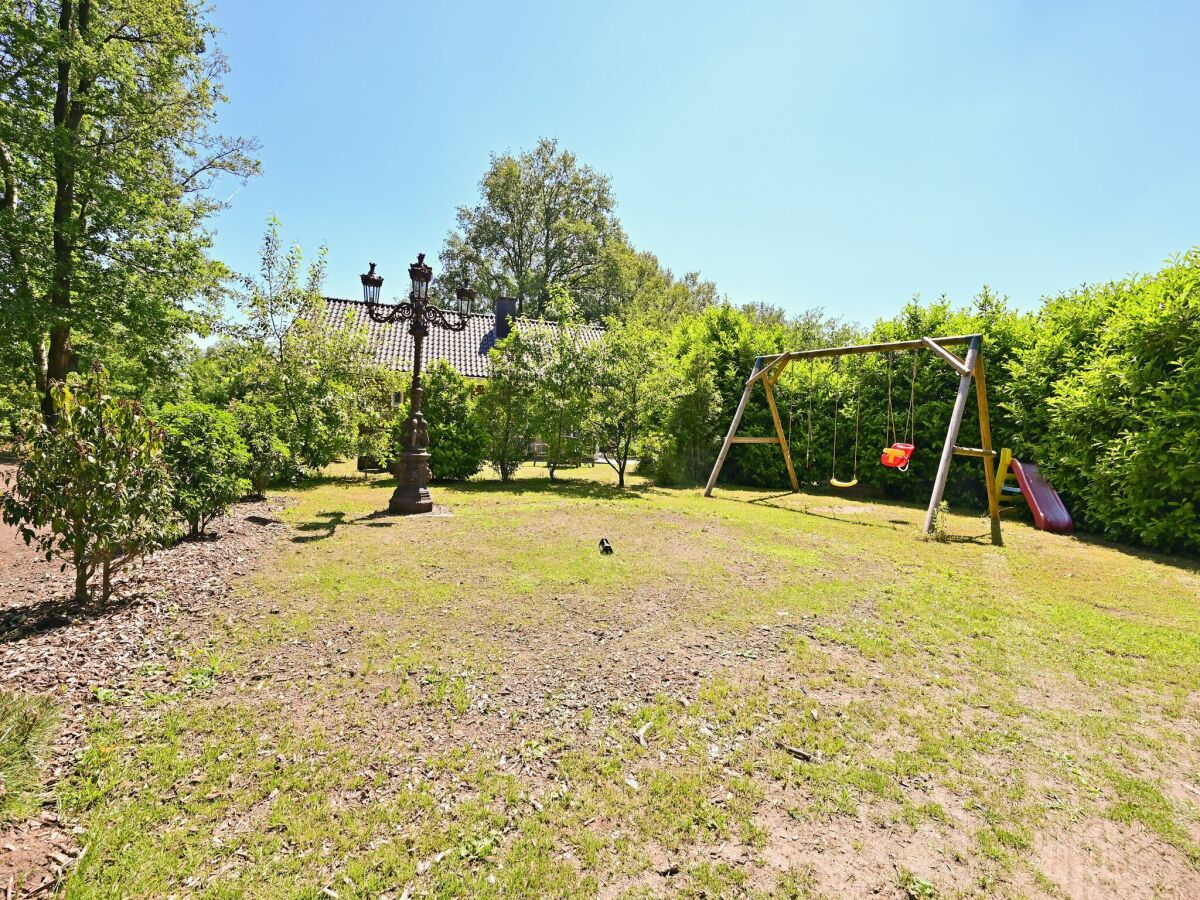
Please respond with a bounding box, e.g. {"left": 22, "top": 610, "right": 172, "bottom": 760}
{"left": 361, "top": 255, "right": 476, "bottom": 513}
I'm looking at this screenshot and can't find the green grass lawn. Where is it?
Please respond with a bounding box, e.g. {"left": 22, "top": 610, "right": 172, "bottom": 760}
{"left": 56, "top": 464, "right": 1200, "bottom": 898}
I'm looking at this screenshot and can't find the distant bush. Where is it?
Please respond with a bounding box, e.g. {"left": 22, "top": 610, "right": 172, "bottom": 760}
{"left": 230, "top": 398, "right": 291, "bottom": 496}
{"left": 158, "top": 402, "right": 250, "bottom": 537}
{"left": 1007, "top": 250, "right": 1200, "bottom": 554}
{"left": 479, "top": 335, "right": 537, "bottom": 481}
{"left": 414, "top": 360, "right": 486, "bottom": 482}
{"left": 1, "top": 368, "right": 176, "bottom": 602}
{"left": 0, "top": 381, "right": 37, "bottom": 448}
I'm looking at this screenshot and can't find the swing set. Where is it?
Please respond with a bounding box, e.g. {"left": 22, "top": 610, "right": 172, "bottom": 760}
{"left": 704, "top": 334, "right": 1004, "bottom": 545}
{"left": 824, "top": 350, "right": 918, "bottom": 487}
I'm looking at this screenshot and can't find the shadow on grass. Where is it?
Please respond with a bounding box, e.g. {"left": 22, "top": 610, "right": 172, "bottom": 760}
{"left": 288, "top": 473, "right": 370, "bottom": 493}
{"left": 451, "top": 477, "right": 653, "bottom": 502}
{"left": 1071, "top": 532, "right": 1200, "bottom": 574}
{"left": 292, "top": 510, "right": 347, "bottom": 543}
{"left": 749, "top": 498, "right": 904, "bottom": 532}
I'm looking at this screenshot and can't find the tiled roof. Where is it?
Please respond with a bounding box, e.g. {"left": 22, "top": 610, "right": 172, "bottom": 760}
{"left": 319, "top": 298, "right": 605, "bottom": 380}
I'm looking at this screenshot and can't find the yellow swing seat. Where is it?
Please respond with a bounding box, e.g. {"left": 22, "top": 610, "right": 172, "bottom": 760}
{"left": 829, "top": 477, "right": 858, "bottom": 488}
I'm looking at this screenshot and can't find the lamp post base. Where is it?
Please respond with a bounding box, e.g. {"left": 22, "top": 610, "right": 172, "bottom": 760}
{"left": 389, "top": 450, "right": 434, "bottom": 514}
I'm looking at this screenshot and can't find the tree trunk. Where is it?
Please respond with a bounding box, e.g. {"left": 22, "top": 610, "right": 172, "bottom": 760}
{"left": 42, "top": 0, "right": 93, "bottom": 424}
{"left": 74, "top": 555, "right": 90, "bottom": 603}
{"left": 101, "top": 559, "right": 112, "bottom": 602}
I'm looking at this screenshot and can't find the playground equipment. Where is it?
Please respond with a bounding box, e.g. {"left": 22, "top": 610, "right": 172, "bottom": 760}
{"left": 879, "top": 351, "right": 917, "bottom": 472}
{"left": 994, "top": 449, "right": 1074, "bottom": 534}
{"left": 704, "top": 334, "right": 1004, "bottom": 545}
{"left": 829, "top": 382, "right": 859, "bottom": 488}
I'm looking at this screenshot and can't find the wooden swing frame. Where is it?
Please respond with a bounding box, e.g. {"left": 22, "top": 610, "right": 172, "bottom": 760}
{"left": 703, "top": 333, "right": 1003, "bottom": 546}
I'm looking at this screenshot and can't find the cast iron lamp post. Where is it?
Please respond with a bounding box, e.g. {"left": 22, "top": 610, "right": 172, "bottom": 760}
{"left": 361, "top": 255, "right": 476, "bottom": 514}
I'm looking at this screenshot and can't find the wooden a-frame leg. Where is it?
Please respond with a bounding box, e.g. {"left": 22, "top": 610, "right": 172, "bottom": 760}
{"left": 922, "top": 338, "right": 981, "bottom": 535}
{"left": 705, "top": 358, "right": 762, "bottom": 497}
{"left": 763, "top": 371, "right": 799, "bottom": 492}
{"left": 973, "top": 350, "right": 1002, "bottom": 546}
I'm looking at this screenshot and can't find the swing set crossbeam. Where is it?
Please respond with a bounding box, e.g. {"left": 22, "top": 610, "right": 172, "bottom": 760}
{"left": 748, "top": 334, "right": 979, "bottom": 380}
{"left": 704, "top": 333, "right": 1003, "bottom": 546}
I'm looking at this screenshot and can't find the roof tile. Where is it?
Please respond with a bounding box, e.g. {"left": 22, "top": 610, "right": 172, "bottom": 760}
{"left": 320, "top": 298, "right": 604, "bottom": 379}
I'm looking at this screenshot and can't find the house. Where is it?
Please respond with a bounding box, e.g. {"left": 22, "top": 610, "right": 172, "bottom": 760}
{"left": 320, "top": 295, "right": 605, "bottom": 470}
{"left": 319, "top": 296, "right": 604, "bottom": 382}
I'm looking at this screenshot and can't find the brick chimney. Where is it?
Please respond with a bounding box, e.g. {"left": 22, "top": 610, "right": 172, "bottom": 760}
{"left": 494, "top": 296, "right": 518, "bottom": 340}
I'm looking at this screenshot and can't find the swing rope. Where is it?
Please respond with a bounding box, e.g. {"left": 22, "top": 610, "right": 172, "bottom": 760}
{"left": 906, "top": 350, "right": 917, "bottom": 445}
{"left": 885, "top": 352, "right": 896, "bottom": 447}
{"left": 806, "top": 393, "right": 813, "bottom": 469}
{"left": 830, "top": 369, "right": 860, "bottom": 488}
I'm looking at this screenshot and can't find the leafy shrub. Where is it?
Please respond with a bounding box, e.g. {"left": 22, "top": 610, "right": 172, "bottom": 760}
{"left": 0, "top": 380, "right": 37, "bottom": 448}
{"left": 158, "top": 401, "right": 250, "bottom": 537}
{"left": 230, "top": 398, "right": 291, "bottom": 496}
{"left": 479, "top": 334, "right": 537, "bottom": 481}
{"left": 1, "top": 369, "right": 177, "bottom": 601}
{"left": 1008, "top": 250, "right": 1200, "bottom": 553}
{"left": 412, "top": 360, "right": 486, "bottom": 482}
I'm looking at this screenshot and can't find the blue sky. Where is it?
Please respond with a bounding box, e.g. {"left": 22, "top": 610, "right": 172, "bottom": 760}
{"left": 205, "top": 0, "right": 1200, "bottom": 323}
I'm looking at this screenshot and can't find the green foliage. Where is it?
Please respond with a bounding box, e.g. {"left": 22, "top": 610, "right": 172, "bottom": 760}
{"left": 0, "top": 379, "right": 37, "bottom": 446}
{"left": 0, "top": 0, "right": 257, "bottom": 417}
{"left": 588, "top": 316, "right": 667, "bottom": 487}
{"left": 479, "top": 333, "right": 537, "bottom": 481}
{"left": 0, "top": 692, "right": 55, "bottom": 824}
{"left": 439, "top": 138, "right": 622, "bottom": 321}
{"left": 233, "top": 220, "right": 377, "bottom": 472}
{"left": 230, "top": 399, "right": 291, "bottom": 496}
{"left": 416, "top": 361, "right": 486, "bottom": 482}
{"left": 0, "top": 368, "right": 176, "bottom": 602}
{"left": 1007, "top": 251, "right": 1200, "bottom": 553}
{"left": 355, "top": 369, "right": 406, "bottom": 471}
{"left": 524, "top": 295, "right": 598, "bottom": 479}
{"left": 158, "top": 402, "right": 250, "bottom": 538}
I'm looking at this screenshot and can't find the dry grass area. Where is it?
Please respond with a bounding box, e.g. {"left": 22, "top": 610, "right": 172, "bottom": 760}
{"left": 39, "top": 464, "right": 1200, "bottom": 897}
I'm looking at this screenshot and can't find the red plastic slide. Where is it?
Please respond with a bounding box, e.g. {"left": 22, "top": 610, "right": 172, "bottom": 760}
{"left": 1010, "top": 460, "right": 1074, "bottom": 534}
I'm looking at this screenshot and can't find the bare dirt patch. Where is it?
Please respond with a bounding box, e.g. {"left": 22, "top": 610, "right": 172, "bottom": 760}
{"left": 1034, "top": 819, "right": 1200, "bottom": 898}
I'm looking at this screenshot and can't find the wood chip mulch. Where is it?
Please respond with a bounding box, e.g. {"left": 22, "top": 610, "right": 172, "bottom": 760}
{"left": 0, "top": 486, "right": 290, "bottom": 897}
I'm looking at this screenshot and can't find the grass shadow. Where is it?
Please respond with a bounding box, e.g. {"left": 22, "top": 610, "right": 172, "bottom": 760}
{"left": 449, "top": 477, "right": 654, "bottom": 502}
{"left": 1071, "top": 532, "right": 1200, "bottom": 574}
{"left": 291, "top": 510, "right": 347, "bottom": 543}
{"left": 289, "top": 473, "right": 370, "bottom": 493}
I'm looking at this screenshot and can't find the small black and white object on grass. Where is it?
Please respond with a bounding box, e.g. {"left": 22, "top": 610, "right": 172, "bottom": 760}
{"left": 598, "top": 537, "right": 614, "bottom": 555}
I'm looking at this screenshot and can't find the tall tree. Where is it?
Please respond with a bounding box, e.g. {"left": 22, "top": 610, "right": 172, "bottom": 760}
{"left": 0, "top": 0, "right": 258, "bottom": 420}
{"left": 233, "top": 219, "right": 375, "bottom": 472}
{"left": 588, "top": 316, "right": 667, "bottom": 488}
{"left": 525, "top": 293, "right": 597, "bottom": 479}
{"left": 440, "top": 138, "right": 622, "bottom": 321}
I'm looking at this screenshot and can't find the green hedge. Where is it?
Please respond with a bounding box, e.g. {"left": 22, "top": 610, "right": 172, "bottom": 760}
{"left": 1005, "top": 250, "right": 1200, "bottom": 554}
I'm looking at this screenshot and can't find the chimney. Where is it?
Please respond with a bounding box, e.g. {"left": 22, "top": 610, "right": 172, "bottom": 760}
{"left": 494, "top": 296, "right": 518, "bottom": 340}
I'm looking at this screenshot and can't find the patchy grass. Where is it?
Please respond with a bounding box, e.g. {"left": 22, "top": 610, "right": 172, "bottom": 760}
{"left": 0, "top": 691, "right": 55, "bottom": 823}
{"left": 57, "top": 463, "right": 1200, "bottom": 897}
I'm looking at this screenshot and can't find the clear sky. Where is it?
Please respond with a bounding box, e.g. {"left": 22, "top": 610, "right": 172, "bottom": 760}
{"left": 205, "top": 0, "right": 1200, "bottom": 323}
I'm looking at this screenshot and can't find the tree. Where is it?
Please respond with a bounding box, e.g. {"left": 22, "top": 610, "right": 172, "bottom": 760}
{"left": 235, "top": 219, "right": 376, "bottom": 472}
{"left": 0, "top": 0, "right": 258, "bottom": 421}
{"left": 404, "top": 360, "right": 486, "bottom": 482}
{"left": 525, "top": 295, "right": 597, "bottom": 479}
{"left": 588, "top": 317, "right": 666, "bottom": 488}
{"left": 1, "top": 367, "right": 175, "bottom": 602}
{"left": 479, "top": 331, "right": 536, "bottom": 481}
{"left": 158, "top": 402, "right": 249, "bottom": 538}
{"left": 440, "top": 138, "right": 622, "bottom": 320}
{"left": 230, "top": 399, "right": 290, "bottom": 497}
